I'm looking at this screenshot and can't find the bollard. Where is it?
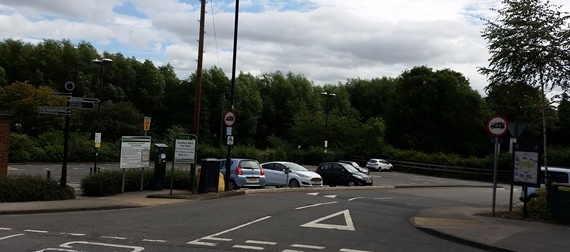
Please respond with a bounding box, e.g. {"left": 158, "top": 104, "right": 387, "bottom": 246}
{"left": 47, "top": 170, "right": 51, "bottom": 180}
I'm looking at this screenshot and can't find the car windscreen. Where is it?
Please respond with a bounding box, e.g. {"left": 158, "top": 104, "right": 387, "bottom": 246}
{"left": 239, "top": 160, "right": 260, "bottom": 169}
{"left": 286, "top": 163, "right": 308, "bottom": 171}
{"left": 341, "top": 163, "right": 360, "bottom": 173}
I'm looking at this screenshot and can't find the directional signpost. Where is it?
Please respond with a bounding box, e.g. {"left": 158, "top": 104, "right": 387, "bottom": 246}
{"left": 38, "top": 81, "right": 100, "bottom": 187}
{"left": 37, "top": 106, "right": 70, "bottom": 116}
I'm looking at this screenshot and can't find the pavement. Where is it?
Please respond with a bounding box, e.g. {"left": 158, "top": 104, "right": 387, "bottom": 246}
{"left": 1, "top": 186, "right": 569, "bottom": 252}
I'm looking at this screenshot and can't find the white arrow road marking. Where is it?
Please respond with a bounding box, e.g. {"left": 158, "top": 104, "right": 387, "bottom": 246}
{"left": 188, "top": 216, "right": 271, "bottom": 246}
{"left": 301, "top": 210, "right": 355, "bottom": 231}
{"left": 296, "top": 201, "right": 338, "bottom": 210}
{"left": 34, "top": 248, "right": 79, "bottom": 252}
{"left": 306, "top": 192, "right": 320, "bottom": 196}
{"left": 59, "top": 241, "right": 144, "bottom": 252}
{"left": 324, "top": 195, "right": 337, "bottom": 198}
{"left": 0, "top": 233, "right": 24, "bottom": 240}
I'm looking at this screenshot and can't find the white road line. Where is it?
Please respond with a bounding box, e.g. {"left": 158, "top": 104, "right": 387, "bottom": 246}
{"left": 142, "top": 239, "right": 167, "bottom": 243}
{"left": 0, "top": 227, "right": 12, "bottom": 231}
{"left": 348, "top": 197, "right": 364, "bottom": 201}
{"left": 282, "top": 250, "right": 303, "bottom": 252}
{"left": 100, "top": 236, "right": 127, "bottom": 240}
{"left": 373, "top": 197, "right": 394, "bottom": 200}
{"left": 246, "top": 240, "right": 277, "bottom": 245}
{"left": 60, "top": 241, "right": 144, "bottom": 252}
{"left": 340, "top": 248, "right": 373, "bottom": 252}
{"left": 233, "top": 245, "right": 264, "bottom": 250}
{"left": 296, "top": 201, "right": 338, "bottom": 210}
{"left": 291, "top": 244, "right": 325, "bottom": 249}
{"left": 24, "top": 229, "right": 48, "bottom": 234}
{"left": 187, "top": 241, "right": 216, "bottom": 246}
{"left": 60, "top": 233, "right": 86, "bottom": 236}
{"left": 0, "top": 234, "right": 24, "bottom": 240}
{"left": 203, "top": 237, "right": 232, "bottom": 241}
{"left": 306, "top": 192, "right": 320, "bottom": 196}
{"left": 324, "top": 195, "right": 337, "bottom": 198}
{"left": 187, "top": 216, "right": 272, "bottom": 246}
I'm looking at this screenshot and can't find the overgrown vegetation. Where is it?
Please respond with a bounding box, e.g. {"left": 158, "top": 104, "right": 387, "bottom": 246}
{"left": 0, "top": 174, "right": 75, "bottom": 202}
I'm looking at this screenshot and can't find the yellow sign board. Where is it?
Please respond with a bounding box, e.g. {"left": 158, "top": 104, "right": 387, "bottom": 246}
{"left": 143, "top": 116, "right": 151, "bottom": 131}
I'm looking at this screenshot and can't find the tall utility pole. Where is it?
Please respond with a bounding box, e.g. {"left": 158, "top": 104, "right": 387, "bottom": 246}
{"left": 194, "top": 0, "right": 206, "bottom": 137}
{"left": 225, "top": 0, "right": 240, "bottom": 190}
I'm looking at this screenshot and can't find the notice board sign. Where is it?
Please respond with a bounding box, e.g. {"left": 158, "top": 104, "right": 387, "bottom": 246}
{"left": 120, "top": 136, "right": 151, "bottom": 169}
{"left": 174, "top": 139, "right": 196, "bottom": 164}
{"left": 513, "top": 143, "right": 541, "bottom": 187}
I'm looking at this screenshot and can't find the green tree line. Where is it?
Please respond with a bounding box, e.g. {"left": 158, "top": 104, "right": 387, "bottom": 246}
{"left": 1, "top": 38, "right": 569, "bottom": 164}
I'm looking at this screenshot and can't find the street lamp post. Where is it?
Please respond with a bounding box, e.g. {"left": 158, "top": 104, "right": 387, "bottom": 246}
{"left": 321, "top": 92, "right": 335, "bottom": 161}
{"left": 92, "top": 58, "right": 112, "bottom": 173}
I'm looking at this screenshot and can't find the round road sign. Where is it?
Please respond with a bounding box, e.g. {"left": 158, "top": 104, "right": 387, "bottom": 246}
{"left": 223, "top": 110, "right": 236, "bottom": 127}
{"left": 487, "top": 115, "right": 508, "bottom": 137}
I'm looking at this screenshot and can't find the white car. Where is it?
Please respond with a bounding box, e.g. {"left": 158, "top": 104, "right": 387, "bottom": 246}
{"left": 261, "top": 161, "right": 323, "bottom": 188}
{"left": 366, "top": 159, "right": 393, "bottom": 172}
{"left": 519, "top": 166, "right": 570, "bottom": 202}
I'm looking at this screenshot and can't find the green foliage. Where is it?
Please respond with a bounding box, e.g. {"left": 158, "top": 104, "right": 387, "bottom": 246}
{"left": 80, "top": 168, "right": 191, "bottom": 196}
{"left": 526, "top": 188, "right": 552, "bottom": 220}
{"left": 548, "top": 147, "right": 570, "bottom": 167}
{"left": 8, "top": 133, "right": 35, "bottom": 162}
{"left": 0, "top": 174, "right": 75, "bottom": 202}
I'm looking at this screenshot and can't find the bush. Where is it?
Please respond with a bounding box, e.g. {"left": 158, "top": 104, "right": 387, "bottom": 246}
{"left": 526, "top": 188, "right": 552, "bottom": 221}
{"left": 80, "top": 168, "right": 192, "bottom": 196}
{"left": 8, "top": 133, "right": 35, "bottom": 163}
{"left": 0, "top": 174, "right": 76, "bottom": 202}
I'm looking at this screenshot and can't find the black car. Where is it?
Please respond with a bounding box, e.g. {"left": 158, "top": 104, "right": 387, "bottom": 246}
{"left": 316, "top": 162, "right": 373, "bottom": 186}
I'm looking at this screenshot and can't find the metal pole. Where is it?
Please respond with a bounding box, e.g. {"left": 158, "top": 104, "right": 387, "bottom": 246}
{"left": 492, "top": 136, "right": 499, "bottom": 217}
{"left": 61, "top": 111, "right": 70, "bottom": 187}
{"left": 94, "top": 63, "right": 103, "bottom": 174}
{"left": 324, "top": 96, "right": 329, "bottom": 160}
{"left": 225, "top": 0, "right": 240, "bottom": 191}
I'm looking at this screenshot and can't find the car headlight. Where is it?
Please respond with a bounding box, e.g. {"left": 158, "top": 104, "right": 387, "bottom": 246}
{"left": 297, "top": 173, "right": 309, "bottom": 178}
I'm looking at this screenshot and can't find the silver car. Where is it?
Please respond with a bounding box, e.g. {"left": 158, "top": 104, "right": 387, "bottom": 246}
{"left": 366, "top": 159, "right": 393, "bottom": 172}
{"left": 261, "top": 161, "right": 323, "bottom": 188}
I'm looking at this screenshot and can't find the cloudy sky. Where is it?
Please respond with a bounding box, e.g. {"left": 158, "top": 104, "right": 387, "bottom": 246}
{"left": 1, "top": 0, "right": 569, "bottom": 95}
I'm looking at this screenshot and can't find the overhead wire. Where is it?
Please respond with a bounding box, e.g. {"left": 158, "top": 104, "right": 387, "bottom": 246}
{"left": 209, "top": 0, "right": 221, "bottom": 68}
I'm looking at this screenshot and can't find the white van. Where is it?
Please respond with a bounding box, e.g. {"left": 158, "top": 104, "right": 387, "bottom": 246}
{"left": 519, "top": 166, "right": 570, "bottom": 202}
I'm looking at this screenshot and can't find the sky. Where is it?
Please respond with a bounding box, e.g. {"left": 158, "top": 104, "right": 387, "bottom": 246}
{"left": 1, "top": 0, "right": 569, "bottom": 96}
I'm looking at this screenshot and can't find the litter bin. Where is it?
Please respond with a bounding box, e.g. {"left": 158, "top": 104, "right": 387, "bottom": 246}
{"left": 153, "top": 143, "right": 168, "bottom": 191}
{"left": 198, "top": 158, "right": 221, "bottom": 193}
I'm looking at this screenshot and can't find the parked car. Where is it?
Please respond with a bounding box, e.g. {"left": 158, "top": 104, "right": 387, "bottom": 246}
{"left": 519, "top": 166, "right": 570, "bottom": 202}
{"left": 366, "top": 159, "right": 393, "bottom": 172}
{"left": 316, "top": 162, "right": 373, "bottom": 187}
{"left": 338, "top": 160, "right": 369, "bottom": 174}
{"left": 219, "top": 158, "right": 266, "bottom": 190}
{"left": 261, "top": 161, "right": 323, "bottom": 188}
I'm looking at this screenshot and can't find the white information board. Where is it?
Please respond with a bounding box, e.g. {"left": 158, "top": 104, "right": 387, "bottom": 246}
{"left": 513, "top": 151, "right": 539, "bottom": 184}
{"left": 120, "top": 136, "right": 151, "bottom": 168}
{"left": 174, "top": 139, "right": 196, "bottom": 163}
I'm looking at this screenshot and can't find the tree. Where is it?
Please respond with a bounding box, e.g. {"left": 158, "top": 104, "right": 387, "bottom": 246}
{"left": 479, "top": 0, "right": 570, "bottom": 180}
{"left": 385, "top": 66, "right": 491, "bottom": 156}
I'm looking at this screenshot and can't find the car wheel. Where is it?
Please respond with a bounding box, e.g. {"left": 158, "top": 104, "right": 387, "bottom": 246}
{"left": 289, "top": 179, "right": 300, "bottom": 188}
{"left": 229, "top": 180, "right": 238, "bottom": 191}
{"left": 348, "top": 181, "right": 356, "bottom": 187}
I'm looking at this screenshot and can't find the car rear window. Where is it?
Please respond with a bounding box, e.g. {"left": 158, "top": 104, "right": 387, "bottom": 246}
{"left": 239, "top": 160, "right": 260, "bottom": 169}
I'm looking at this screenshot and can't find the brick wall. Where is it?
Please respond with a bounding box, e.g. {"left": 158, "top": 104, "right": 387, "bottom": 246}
{"left": 0, "top": 113, "right": 12, "bottom": 177}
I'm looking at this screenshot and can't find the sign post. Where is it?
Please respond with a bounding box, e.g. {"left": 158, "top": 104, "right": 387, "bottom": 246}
{"left": 169, "top": 134, "right": 198, "bottom": 194}
{"left": 486, "top": 115, "right": 508, "bottom": 217}
{"left": 143, "top": 116, "right": 151, "bottom": 136}
{"left": 223, "top": 110, "right": 236, "bottom": 191}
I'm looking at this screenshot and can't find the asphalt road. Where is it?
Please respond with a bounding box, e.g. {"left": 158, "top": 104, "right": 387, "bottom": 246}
{"left": 0, "top": 186, "right": 513, "bottom": 251}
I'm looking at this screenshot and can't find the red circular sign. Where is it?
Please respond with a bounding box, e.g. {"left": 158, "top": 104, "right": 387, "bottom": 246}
{"left": 223, "top": 110, "right": 236, "bottom": 127}
{"left": 486, "top": 115, "right": 508, "bottom": 137}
